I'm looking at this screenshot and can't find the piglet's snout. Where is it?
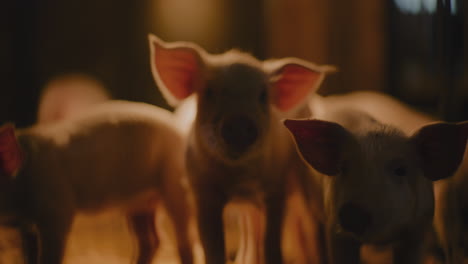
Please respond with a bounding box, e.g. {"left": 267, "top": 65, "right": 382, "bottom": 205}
{"left": 220, "top": 114, "right": 258, "bottom": 154}
{"left": 338, "top": 203, "right": 372, "bottom": 236}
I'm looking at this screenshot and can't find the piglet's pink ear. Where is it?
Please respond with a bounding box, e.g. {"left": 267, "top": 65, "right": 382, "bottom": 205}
{"left": 0, "top": 124, "right": 23, "bottom": 178}
{"left": 411, "top": 121, "right": 468, "bottom": 181}
{"left": 284, "top": 119, "right": 350, "bottom": 176}
{"left": 268, "top": 59, "right": 334, "bottom": 112}
{"left": 149, "top": 34, "right": 204, "bottom": 106}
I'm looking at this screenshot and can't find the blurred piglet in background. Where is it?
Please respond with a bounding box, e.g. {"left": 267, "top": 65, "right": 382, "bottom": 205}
{"left": 37, "top": 74, "right": 111, "bottom": 124}
{"left": 0, "top": 73, "right": 114, "bottom": 264}
{"left": 0, "top": 101, "right": 193, "bottom": 264}
{"left": 285, "top": 109, "right": 468, "bottom": 264}
{"left": 148, "top": 34, "right": 333, "bottom": 264}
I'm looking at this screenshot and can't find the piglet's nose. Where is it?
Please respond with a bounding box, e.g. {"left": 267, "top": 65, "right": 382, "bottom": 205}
{"left": 338, "top": 203, "right": 372, "bottom": 236}
{"left": 221, "top": 114, "right": 258, "bottom": 153}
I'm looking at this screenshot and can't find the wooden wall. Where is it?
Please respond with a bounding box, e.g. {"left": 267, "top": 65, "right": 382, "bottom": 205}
{"left": 1, "top": 0, "right": 466, "bottom": 126}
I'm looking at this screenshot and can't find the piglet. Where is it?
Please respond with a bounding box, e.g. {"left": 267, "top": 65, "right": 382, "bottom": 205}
{"left": 148, "top": 34, "right": 332, "bottom": 264}
{"left": 309, "top": 90, "right": 468, "bottom": 263}
{"left": 0, "top": 100, "right": 193, "bottom": 264}
{"left": 12, "top": 73, "right": 112, "bottom": 264}
{"left": 37, "top": 74, "right": 110, "bottom": 124}
{"left": 284, "top": 109, "right": 468, "bottom": 264}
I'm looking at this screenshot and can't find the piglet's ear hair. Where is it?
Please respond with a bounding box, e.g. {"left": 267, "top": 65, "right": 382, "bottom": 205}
{"left": 149, "top": 34, "right": 205, "bottom": 106}
{"left": 0, "top": 123, "right": 23, "bottom": 178}
{"left": 411, "top": 121, "right": 468, "bottom": 181}
{"left": 284, "top": 119, "right": 350, "bottom": 176}
{"left": 265, "top": 58, "right": 335, "bottom": 112}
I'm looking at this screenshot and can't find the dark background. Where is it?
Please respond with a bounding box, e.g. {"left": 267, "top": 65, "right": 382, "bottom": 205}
{"left": 1, "top": 0, "right": 466, "bottom": 128}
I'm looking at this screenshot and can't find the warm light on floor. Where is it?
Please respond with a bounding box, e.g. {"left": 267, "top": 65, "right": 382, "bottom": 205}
{"left": 0, "top": 211, "right": 203, "bottom": 264}
{"left": 0, "top": 209, "right": 445, "bottom": 264}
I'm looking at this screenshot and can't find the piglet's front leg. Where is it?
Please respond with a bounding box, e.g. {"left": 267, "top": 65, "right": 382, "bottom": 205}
{"left": 35, "top": 212, "right": 73, "bottom": 264}
{"left": 194, "top": 185, "right": 227, "bottom": 264}
{"left": 21, "top": 225, "right": 39, "bottom": 264}
{"left": 264, "top": 191, "right": 286, "bottom": 264}
{"left": 26, "top": 186, "right": 76, "bottom": 264}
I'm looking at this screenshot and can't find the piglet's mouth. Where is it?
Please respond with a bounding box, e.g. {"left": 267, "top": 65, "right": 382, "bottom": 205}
{"left": 338, "top": 203, "right": 372, "bottom": 237}
{"left": 223, "top": 143, "right": 257, "bottom": 160}
{"left": 336, "top": 228, "right": 394, "bottom": 245}
{"left": 336, "top": 203, "right": 397, "bottom": 244}
{"left": 362, "top": 233, "right": 398, "bottom": 245}
{"left": 340, "top": 227, "right": 399, "bottom": 245}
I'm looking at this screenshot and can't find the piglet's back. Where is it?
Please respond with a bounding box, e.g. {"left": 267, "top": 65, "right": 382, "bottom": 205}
{"left": 312, "top": 106, "right": 384, "bottom": 136}
{"left": 16, "top": 101, "right": 185, "bottom": 211}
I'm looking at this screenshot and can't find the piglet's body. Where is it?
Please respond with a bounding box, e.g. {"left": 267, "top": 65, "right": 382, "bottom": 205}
{"left": 285, "top": 109, "right": 468, "bottom": 264}
{"left": 0, "top": 101, "right": 193, "bottom": 264}
{"left": 309, "top": 91, "right": 435, "bottom": 135}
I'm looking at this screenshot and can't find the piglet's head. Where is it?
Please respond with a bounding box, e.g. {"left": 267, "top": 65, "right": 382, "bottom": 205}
{"left": 285, "top": 119, "right": 468, "bottom": 243}
{"left": 149, "top": 34, "right": 332, "bottom": 161}
{"left": 0, "top": 124, "right": 23, "bottom": 183}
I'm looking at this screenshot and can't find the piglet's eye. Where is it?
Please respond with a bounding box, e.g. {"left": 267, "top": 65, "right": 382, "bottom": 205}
{"left": 391, "top": 164, "right": 407, "bottom": 184}
{"left": 388, "top": 158, "right": 408, "bottom": 184}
